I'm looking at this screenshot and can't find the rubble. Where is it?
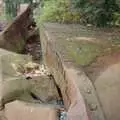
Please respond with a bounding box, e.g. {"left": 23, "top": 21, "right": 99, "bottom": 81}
{"left": 12, "top": 61, "right": 50, "bottom": 78}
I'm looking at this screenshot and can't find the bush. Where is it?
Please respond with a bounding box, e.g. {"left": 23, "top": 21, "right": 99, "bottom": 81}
{"left": 112, "top": 12, "right": 120, "bottom": 26}
{"left": 4, "top": 0, "right": 33, "bottom": 19}
{"left": 34, "top": 0, "right": 120, "bottom": 27}
{"left": 34, "top": 0, "right": 81, "bottom": 25}
{"left": 72, "top": 0, "right": 120, "bottom": 27}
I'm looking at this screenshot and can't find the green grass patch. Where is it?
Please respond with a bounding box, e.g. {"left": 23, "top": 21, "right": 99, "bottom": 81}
{"left": 110, "top": 36, "right": 120, "bottom": 45}
{"left": 0, "top": 13, "right": 6, "bottom": 21}
{"left": 67, "top": 41, "right": 103, "bottom": 66}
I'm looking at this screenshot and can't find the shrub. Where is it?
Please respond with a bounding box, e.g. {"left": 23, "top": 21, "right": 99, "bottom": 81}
{"left": 112, "top": 12, "right": 120, "bottom": 26}
{"left": 4, "top": 0, "right": 33, "bottom": 19}
{"left": 72, "top": 0, "right": 120, "bottom": 27}
{"left": 34, "top": 0, "right": 81, "bottom": 25}
{"left": 34, "top": 0, "right": 120, "bottom": 27}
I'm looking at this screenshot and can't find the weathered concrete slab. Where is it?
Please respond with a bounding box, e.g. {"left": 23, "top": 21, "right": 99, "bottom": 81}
{"left": 40, "top": 23, "right": 106, "bottom": 120}
{"left": 95, "top": 63, "right": 120, "bottom": 120}
{"left": 0, "top": 48, "right": 60, "bottom": 109}
{"left": 4, "top": 100, "right": 58, "bottom": 120}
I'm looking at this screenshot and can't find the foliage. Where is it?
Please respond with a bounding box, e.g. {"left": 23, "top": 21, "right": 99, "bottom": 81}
{"left": 0, "top": 12, "right": 6, "bottom": 21}
{"left": 5, "top": 0, "right": 18, "bottom": 19}
{"left": 72, "top": 0, "right": 120, "bottom": 27}
{"left": 34, "top": 0, "right": 120, "bottom": 27}
{"left": 4, "top": 0, "right": 33, "bottom": 20}
{"left": 5, "top": 0, "right": 120, "bottom": 27}
{"left": 112, "top": 12, "right": 120, "bottom": 26}
{"left": 34, "top": 0, "right": 81, "bottom": 25}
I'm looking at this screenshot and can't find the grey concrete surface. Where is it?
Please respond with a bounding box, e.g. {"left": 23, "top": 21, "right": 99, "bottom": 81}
{"left": 4, "top": 100, "right": 58, "bottom": 120}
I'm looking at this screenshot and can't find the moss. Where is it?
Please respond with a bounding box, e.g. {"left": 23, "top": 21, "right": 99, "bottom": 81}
{"left": 17, "top": 38, "right": 25, "bottom": 52}
{"left": 0, "top": 13, "right": 6, "bottom": 21}
{"left": 109, "top": 36, "right": 120, "bottom": 45}
{"left": 12, "top": 38, "right": 25, "bottom": 53}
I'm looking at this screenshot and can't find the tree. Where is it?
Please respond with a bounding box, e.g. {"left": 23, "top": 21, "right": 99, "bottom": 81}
{"left": 4, "top": 0, "right": 34, "bottom": 19}
{"left": 72, "top": 0, "right": 120, "bottom": 26}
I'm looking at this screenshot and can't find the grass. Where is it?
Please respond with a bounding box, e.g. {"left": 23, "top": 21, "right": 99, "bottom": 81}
{"left": 67, "top": 41, "right": 103, "bottom": 66}
{"left": 57, "top": 35, "right": 120, "bottom": 66}
{"left": 0, "top": 13, "right": 6, "bottom": 21}
{"left": 110, "top": 36, "right": 120, "bottom": 45}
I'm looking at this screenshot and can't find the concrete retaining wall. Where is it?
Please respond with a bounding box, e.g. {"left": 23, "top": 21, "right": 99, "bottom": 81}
{"left": 40, "top": 25, "right": 91, "bottom": 120}
{"left": 0, "top": 5, "right": 32, "bottom": 52}
{"left": 40, "top": 23, "right": 106, "bottom": 120}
